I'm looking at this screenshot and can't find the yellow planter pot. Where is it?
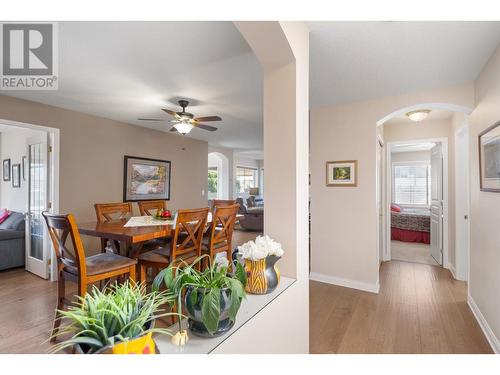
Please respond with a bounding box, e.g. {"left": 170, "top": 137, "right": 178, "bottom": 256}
{"left": 244, "top": 255, "right": 281, "bottom": 294}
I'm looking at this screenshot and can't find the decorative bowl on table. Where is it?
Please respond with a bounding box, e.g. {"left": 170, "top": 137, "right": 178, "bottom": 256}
{"left": 154, "top": 209, "right": 173, "bottom": 221}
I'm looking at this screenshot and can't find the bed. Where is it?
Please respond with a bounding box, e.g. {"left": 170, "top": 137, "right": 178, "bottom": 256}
{"left": 391, "top": 206, "right": 431, "bottom": 244}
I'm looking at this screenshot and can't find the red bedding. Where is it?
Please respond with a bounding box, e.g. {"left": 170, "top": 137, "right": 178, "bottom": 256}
{"left": 391, "top": 227, "right": 430, "bottom": 244}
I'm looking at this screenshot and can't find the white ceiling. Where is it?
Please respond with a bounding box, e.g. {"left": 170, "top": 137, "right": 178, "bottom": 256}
{"left": 392, "top": 142, "right": 436, "bottom": 153}
{"left": 3, "top": 22, "right": 500, "bottom": 156}
{"left": 4, "top": 22, "right": 263, "bottom": 151}
{"left": 384, "top": 109, "right": 453, "bottom": 126}
{"left": 308, "top": 21, "right": 500, "bottom": 107}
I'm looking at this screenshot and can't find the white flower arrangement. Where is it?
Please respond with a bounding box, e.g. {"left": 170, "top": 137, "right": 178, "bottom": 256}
{"left": 237, "top": 235, "right": 284, "bottom": 261}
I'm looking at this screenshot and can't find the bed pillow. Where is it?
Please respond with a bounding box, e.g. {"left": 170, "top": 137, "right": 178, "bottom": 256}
{"left": 391, "top": 203, "right": 402, "bottom": 213}
{"left": 0, "top": 209, "right": 11, "bottom": 224}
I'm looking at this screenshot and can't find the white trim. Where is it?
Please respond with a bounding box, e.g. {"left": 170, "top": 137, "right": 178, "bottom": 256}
{"left": 454, "top": 124, "right": 470, "bottom": 282}
{"left": 448, "top": 263, "right": 457, "bottom": 280}
{"left": 0, "top": 118, "right": 60, "bottom": 282}
{"left": 309, "top": 272, "right": 380, "bottom": 294}
{"left": 385, "top": 138, "right": 449, "bottom": 268}
{"left": 467, "top": 295, "right": 500, "bottom": 353}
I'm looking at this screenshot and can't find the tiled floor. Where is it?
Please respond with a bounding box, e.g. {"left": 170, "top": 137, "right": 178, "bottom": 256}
{"left": 391, "top": 240, "right": 439, "bottom": 266}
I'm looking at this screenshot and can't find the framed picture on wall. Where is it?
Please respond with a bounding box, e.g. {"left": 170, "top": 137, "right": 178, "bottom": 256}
{"left": 326, "top": 160, "right": 358, "bottom": 187}
{"left": 3, "top": 159, "right": 11, "bottom": 181}
{"left": 123, "top": 156, "right": 171, "bottom": 202}
{"left": 12, "top": 164, "right": 21, "bottom": 188}
{"left": 479, "top": 121, "right": 500, "bottom": 192}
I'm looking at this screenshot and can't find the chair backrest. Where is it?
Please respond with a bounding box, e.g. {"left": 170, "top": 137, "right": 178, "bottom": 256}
{"left": 42, "top": 212, "right": 87, "bottom": 277}
{"left": 212, "top": 199, "right": 237, "bottom": 208}
{"left": 207, "top": 203, "right": 239, "bottom": 252}
{"left": 94, "top": 202, "right": 132, "bottom": 223}
{"left": 171, "top": 208, "right": 209, "bottom": 262}
{"left": 138, "top": 200, "right": 167, "bottom": 216}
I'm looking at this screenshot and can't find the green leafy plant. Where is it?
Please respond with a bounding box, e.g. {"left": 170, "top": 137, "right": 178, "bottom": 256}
{"left": 153, "top": 255, "right": 247, "bottom": 335}
{"left": 50, "top": 281, "right": 176, "bottom": 353}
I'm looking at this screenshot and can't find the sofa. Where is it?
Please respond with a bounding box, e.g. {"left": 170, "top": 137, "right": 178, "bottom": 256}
{"left": 0, "top": 211, "right": 26, "bottom": 271}
{"left": 236, "top": 198, "right": 264, "bottom": 232}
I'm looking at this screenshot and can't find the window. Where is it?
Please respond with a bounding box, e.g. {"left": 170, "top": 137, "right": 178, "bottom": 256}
{"left": 208, "top": 166, "right": 218, "bottom": 200}
{"left": 393, "top": 163, "right": 431, "bottom": 206}
{"left": 236, "top": 166, "right": 258, "bottom": 196}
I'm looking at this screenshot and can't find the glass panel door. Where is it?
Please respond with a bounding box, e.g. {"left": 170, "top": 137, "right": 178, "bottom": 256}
{"left": 25, "top": 134, "right": 49, "bottom": 279}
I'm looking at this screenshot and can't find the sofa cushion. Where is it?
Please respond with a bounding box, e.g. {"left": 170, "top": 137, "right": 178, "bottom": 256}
{"left": 0, "top": 211, "right": 25, "bottom": 231}
{"left": 0, "top": 209, "right": 11, "bottom": 224}
{"left": 0, "top": 229, "right": 25, "bottom": 240}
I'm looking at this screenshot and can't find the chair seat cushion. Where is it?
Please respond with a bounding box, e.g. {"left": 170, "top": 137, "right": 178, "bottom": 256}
{"left": 64, "top": 253, "right": 137, "bottom": 276}
{"left": 201, "top": 235, "right": 229, "bottom": 252}
{"left": 138, "top": 247, "right": 171, "bottom": 264}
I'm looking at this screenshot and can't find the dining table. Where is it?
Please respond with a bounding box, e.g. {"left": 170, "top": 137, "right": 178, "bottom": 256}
{"left": 78, "top": 213, "right": 215, "bottom": 259}
{"left": 78, "top": 219, "right": 175, "bottom": 258}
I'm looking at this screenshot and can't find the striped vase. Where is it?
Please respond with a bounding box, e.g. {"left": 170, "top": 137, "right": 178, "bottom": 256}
{"left": 244, "top": 255, "right": 281, "bottom": 294}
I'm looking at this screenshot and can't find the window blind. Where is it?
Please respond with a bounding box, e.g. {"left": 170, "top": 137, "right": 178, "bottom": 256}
{"left": 393, "top": 164, "right": 430, "bottom": 205}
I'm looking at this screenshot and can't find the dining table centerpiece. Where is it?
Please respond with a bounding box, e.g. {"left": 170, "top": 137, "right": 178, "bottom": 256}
{"left": 50, "top": 282, "right": 176, "bottom": 354}
{"left": 153, "top": 255, "right": 247, "bottom": 340}
{"left": 237, "top": 235, "right": 284, "bottom": 295}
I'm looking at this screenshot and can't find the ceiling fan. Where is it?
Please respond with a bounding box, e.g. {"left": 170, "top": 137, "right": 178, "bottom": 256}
{"left": 138, "top": 99, "right": 221, "bottom": 135}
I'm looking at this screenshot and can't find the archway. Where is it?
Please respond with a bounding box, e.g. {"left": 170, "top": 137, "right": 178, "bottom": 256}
{"left": 376, "top": 102, "right": 473, "bottom": 282}
{"left": 208, "top": 151, "right": 229, "bottom": 200}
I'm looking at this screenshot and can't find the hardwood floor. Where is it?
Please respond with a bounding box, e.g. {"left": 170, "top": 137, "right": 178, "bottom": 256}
{"left": 0, "top": 234, "right": 491, "bottom": 354}
{"left": 310, "top": 261, "right": 492, "bottom": 353}
{"left": 0, "top": 229, "right": 262, "bottom": 354}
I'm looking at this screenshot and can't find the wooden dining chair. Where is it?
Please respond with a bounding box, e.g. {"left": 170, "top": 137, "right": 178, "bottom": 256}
{"left": 138, "top": 207, "right": 209, "bottom": 282}
{"left": 42, "top": 212, "right": 137, "bottom": 342}
{"left": 212, "top": 199, "right": 237, "bottom": 208}
{"left": 201, "top": 203, "right": 239, "bottom": 269}
{"left": 137, "top": 200, "right": 170, "bottom": 250}
{"left": 94, "top": 202, "right": 133, "bottom": 252}
{"left": 138, "top": 200, "right": 167, "bottom": 216}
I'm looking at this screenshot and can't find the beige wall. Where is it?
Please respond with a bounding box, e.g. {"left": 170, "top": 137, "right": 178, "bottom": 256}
{"left": 0, "top": 95, "right": 208, "bottom": 252}
{"left": 310, "top": 84, "right": 474, "bottom": 291}
{"left": 469, "top": 44, "right": 500, "bottom": 351}
{"left": 391, "top": 150, "right": 431, "bottom": 163}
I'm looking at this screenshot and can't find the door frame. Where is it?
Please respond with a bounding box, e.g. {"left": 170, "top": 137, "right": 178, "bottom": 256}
{"left": 384, "top": 137, "right": 449, "bottom": 269}
{"left": 0, "top": 118, "right": 60, "bottom": 281}
{"left": 454, "top": 124, "right": 470, "bottom": 281}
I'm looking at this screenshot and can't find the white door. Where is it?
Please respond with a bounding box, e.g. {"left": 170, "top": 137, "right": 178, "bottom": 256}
{"left": 430, "top": 143, "right": 443, "bottom": 265}
{"left": 455, "top": 127, "right": 470, "bottom": 280}
{"left": 25, "top": 133, "right": 50, "bottom": 279}
{"left": 376, "top": 138, "right": 384, "bottom": 263}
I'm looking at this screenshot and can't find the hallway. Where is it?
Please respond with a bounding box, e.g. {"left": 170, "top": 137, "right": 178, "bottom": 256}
{"left": 309, "top": 261, "right": 492, "bottom": 353}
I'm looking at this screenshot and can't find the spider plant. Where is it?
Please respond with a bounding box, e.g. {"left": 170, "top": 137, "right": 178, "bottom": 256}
{"left": 152, "top": 255, "right": 247, "bottom": 336}
{"left": 50, "top": 281, "right": 176, "bottom": 353}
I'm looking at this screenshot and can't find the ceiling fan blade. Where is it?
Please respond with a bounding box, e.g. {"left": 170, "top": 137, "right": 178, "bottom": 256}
{"left": 162, "top": 109, "right": 179, "bottom": 117}
{"left": 195, "top": 123, "right": 218, "bottom": 132}
{"left": 193, "top": 115, "right": 222, "bottom": 122}
{"left": 138, "top": 118, "right": 164, "bottom": 121}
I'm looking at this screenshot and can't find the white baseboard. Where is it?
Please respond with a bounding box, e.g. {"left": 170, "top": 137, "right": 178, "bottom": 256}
{"left": 448, "top": 264, "right": 457, "bottom": 280}
{"left": 467, "top": 295, "right": 500, "bottom": 353}
{"left": 309, "top": 272, "right": 380, "bottom": 294}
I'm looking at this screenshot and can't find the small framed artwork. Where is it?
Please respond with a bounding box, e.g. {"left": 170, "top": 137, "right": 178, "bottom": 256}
{"left": 12, "top": 164, "right": 21, "bottom": 188}
{"left": 123, "top": 156, "right": 171, "bottom": 202}
{"left": 326, "top": 160, "right": 358, "bottom": 187}
{"left": 479, "top": 121, "right": 500, "bottom": 192}
{"left": 3, "top": 159, "right": 11, "bottom": 181}
{"left": 22, "top": 156, "right": 27, "bottom": 181}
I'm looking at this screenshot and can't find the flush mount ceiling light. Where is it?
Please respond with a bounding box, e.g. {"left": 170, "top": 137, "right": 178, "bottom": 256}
{"left": 406, "top": 109, "right": 431, "bottom": 122}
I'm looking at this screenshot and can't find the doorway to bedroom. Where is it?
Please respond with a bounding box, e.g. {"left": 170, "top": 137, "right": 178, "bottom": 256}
{"left": 388, "top": 140, "right": 446, "bottom": 266}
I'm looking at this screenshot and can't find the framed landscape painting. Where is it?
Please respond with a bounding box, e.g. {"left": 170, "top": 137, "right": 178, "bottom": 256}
{"left": 479, "top": 121, "right": 500, "bottom": 192}
{"left": 123, "top": 156, "right": 171, "bottom": 201}
{"left": 326, "top": 160, "right": 358, "bottom": 187}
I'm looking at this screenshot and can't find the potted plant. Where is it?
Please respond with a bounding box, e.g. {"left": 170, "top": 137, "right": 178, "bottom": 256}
{"left": 51, "top": 281, "right": 175, "bottom": 354}
{"left": 237, "top": 235, "right": 284, "bottom": 294}
{"left": 153, "top": 255, "right": 247, "bottom": 339}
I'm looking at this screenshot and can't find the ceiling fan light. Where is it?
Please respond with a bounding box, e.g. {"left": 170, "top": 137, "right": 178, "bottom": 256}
{"left": 406, "top": 110, "right": 431, "bottom": 122}
{"left": 174, "top": 121, "right": 194, "bottom": 135}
